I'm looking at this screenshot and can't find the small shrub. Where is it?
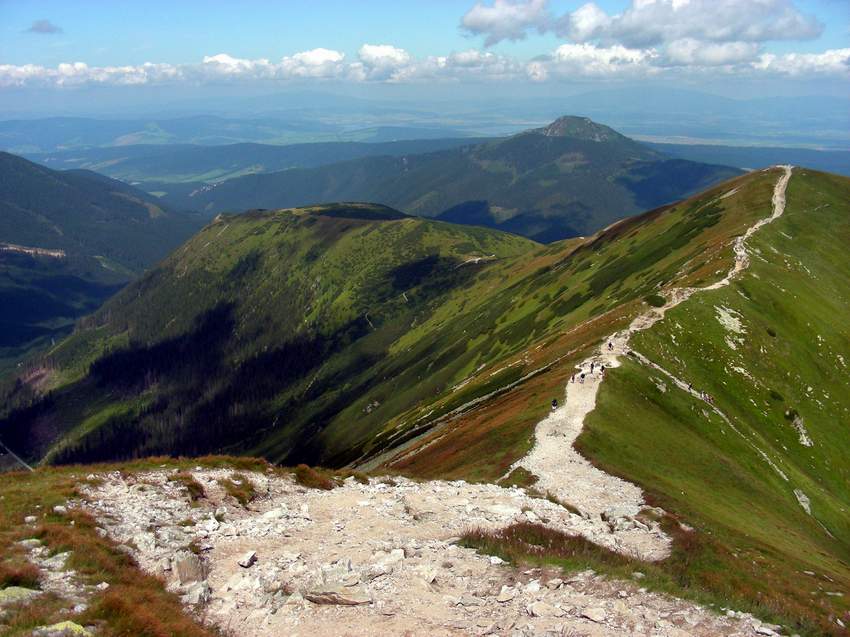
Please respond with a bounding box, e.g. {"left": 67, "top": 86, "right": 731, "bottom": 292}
{"left": 217, "top": 473, "right": 257, "bottom": 507}
{"left": 498, "top": 467, "right": 539, "bottom": 488}
{"left": 645, "top": 294, "right": 666, "bottom": 308}
{"left": 766, "top": 327, "right": 777, "bottom": 338}
{"left": 768, "top": 389, "right": 784, "bottom": 402}
{"left": 168, "top": 472, "right": 205, "bottom": 502}
{"left": 0, "top": 560, "right": 41, "bottom": 588}
{"left": 293, "top": 464, "right": 336, "bottom": 490}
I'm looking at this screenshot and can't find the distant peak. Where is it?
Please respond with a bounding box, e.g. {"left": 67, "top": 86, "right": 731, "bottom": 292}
{"left": 531, "top": 116, "right": 624, "bottom": 143}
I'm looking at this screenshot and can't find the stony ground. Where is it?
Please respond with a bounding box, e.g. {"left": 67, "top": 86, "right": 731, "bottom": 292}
{"left": 74, "top": 468, "right": 780, "bottom": 637}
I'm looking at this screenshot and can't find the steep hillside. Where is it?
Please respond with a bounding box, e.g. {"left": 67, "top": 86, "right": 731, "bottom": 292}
{"left": 161, "top": 116, "right": 741, "bottom": 242}
{"left": 0, "top": 152, "right": 203, "bottom": 371}
{"left": 2, "top": 167, "right": 848, "bottom": 634}
{"left": 25, "top": 138, "right": 487, "bottom": 185}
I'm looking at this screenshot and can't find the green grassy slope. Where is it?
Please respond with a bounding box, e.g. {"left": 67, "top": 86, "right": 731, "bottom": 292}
{"left": 161, "top": 116, "right": 741, "bottom": 242}
{"left": 577, "top": 169, "right": 850, "bottom": 633}
{"left": 0, "top": 203, "right": 541, "bottom": 464}
{"left": 1, "top": 167, "right": 768, "bottom": 474}
{"left": 0, "top": 153, "right": 203, "bottom": 372}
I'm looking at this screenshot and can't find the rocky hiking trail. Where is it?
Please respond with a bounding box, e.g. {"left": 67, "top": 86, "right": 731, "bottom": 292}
{"left": 507, "top": 165, "right": 793, "bottom": 562}
{"left": 74, "top": 468, "right": 779, "bottom": 637}
{"left": 4, "top": 167, "right": 795, "bottom": 636}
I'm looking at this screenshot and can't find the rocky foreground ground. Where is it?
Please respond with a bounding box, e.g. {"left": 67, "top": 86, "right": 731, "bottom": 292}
{"left": 5, "top": 467, "right": 777, "bottom": 636}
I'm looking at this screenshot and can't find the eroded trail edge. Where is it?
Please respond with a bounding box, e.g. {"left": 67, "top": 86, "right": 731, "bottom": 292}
{"left": 506, "top": 165, "right": 793, "bottom": 561}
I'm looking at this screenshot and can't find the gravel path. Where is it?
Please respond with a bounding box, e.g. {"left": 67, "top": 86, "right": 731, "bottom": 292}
{"left": 78, "top": 469, "right": 780, "bottom": 637}
{"left": 506, "top": 166, "right": 793, "bottom": 562}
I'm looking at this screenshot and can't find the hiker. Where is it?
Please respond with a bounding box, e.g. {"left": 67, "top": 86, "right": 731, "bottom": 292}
{"left": 551, "top": 398, "right": 558, "bottom": 410}
{"left": 608, "top": 341, "right": 614, "bottom": 351}
{"left": 600, "top": 364, "right": 605, "bottom": 376}
{"left": 580, "top": 373, "right": 585, "bottom": 384}
{"left": 687, "top": 382, "right": 692, "bottom": 392}
{"left": 590, "top": 362, "right": 595, "bottom": 374}
{"left": 570, "top": 373, "right": 575, "bottom": 383}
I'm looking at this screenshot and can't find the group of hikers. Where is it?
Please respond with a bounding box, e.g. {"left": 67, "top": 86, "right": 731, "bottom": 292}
{"left": 569, "top": 360, "right": 606, "bottom": 386}
{"left": 550, "top": 338, "right": 716, "bottom": 411}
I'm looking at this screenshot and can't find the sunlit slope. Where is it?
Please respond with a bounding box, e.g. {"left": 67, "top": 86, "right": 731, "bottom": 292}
{"left": 1, "top": 203, "right": 538, "bottom": 464}
{"left": 3, "top": 167, "right": 771, "bottom": 469}
{"left": 577, "top": 169, "right": 850, "bottom": 619}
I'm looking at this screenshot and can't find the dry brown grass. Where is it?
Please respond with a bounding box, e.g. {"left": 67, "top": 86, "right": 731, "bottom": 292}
{"left": 0, "top": 559, "right": 41, "bottom": 588}
{"left": 168, "top": 472, "right": 206, "bottom": 502}
{"left": 217, "top": 473, "right": 257, "bottom": 507}
{"left": 293, "top": 464, "right": 337, "bottom": 490}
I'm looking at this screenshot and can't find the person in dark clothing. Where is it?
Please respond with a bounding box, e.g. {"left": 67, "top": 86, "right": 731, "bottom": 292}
{"left": 551, "top": 398, "right": 558, "bottom": 410}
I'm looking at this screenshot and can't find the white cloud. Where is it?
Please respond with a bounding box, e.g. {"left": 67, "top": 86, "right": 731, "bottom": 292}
{"left": 355, "top": 44, "right": 412, "bottom": 80}
{"left": 562, "top": 0, "right": 824, "bottom": 48}
{"left": 753, "top": 48, "right": 850, "bottom": 76}
{"left": 664, "top": 39, "right": 761, "bottom": 66}
{"left": 563, "top": 3, "right": 610, "bottom": 42}
{"left": 461, "top": 0, "right": 549, "bottom": 46}
{"left": 0, "top": 43, "right": 847, "bottom": 89}
{"left": 463, "top": 0, "right": 823, "bottom": 48}
{"left": 279, "top": 48, "right": 347, "bottom": 78}
{"left": 541, "top": 43, "right": 658, "bottom": 78}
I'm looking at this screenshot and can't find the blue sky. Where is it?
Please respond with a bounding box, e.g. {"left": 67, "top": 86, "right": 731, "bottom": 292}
{"left": 0, "top": 0, "right": 848, "bottom": 98}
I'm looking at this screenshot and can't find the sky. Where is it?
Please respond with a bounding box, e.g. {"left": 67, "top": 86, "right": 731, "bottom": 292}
{"left": 1, "top": 0, "right": 848, "bottom": 107}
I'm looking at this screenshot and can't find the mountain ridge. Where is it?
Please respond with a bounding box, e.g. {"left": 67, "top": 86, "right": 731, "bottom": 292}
{"left": 158, "top": 116, "right": 740, "bottom": 242}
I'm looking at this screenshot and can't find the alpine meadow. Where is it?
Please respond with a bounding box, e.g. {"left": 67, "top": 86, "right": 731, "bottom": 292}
{"left": 1, "top": 1, "right": 848, "bottom": 636}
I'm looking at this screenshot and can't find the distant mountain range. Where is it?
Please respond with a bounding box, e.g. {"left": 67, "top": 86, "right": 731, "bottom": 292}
{"left": 155, "top": 116, "right": 741, "bottom": 242}
{"left": 0, "top": 115, "right": 476, "bottom": 153}
{"left": 0, "top": 152, "right": 203, "bottom": 370}
{"left": 24, "top": 138, "right": 489, "bottom": 184}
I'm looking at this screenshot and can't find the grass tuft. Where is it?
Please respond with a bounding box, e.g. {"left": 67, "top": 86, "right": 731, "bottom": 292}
{"left": 293, "top": 464, "right": 338, "bottom": 490}
{"left": 168, "top": 472, "right": 206, "bottom": 502}
{"left": 0, "top": 560, "right": 41, "bottom": 588}
{"left": 217, "top": 473, "right": 257, "bottom": 507}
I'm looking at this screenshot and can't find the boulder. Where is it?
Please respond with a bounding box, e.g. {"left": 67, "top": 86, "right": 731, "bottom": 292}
{"left": 0, "top": 586, "right": 41, "bottom": 606}
{"left": 172, "top": 551, "right": 203, "bottom": 584}
{"left": 32, "top": 621, "right": 92, "bottom": 637}
{"left": 238, "top": 551, "right": 257, "bottom": 568}
{"left": 304, "top": 585, "right": 371, "bottom": 606}
{"left": 527, "top": 601, "right": 555, "bottom": 617}
{"left": 581, "top": 607, "right": 607, "bottom": 623}
{"left": 52, "top": 505, "right": 68, "bottom": 515}
{"left": 496, "top": 585, "right": 516, "bottom": 603}
{"left": 182, "top": 581, "right": 211, "bottom": 605}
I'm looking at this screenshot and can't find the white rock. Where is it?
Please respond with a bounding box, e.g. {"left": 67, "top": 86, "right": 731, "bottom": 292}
{"left": 496, "top": 585, "right": 516, "bottom": 603}
{"left": 238, "top": 551, "right": 257, "bottom": 568}
{"left": 173, "top": 551, "right": 203, "bottom": 584}
{"left": 527, "top": 601, "right": 555, "bottom": 617}
{"left": 581, "top": 607, "right": 607, "bottom": 623}
{"left": 182, "top": 581, "right": 211, "bottom": 605}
